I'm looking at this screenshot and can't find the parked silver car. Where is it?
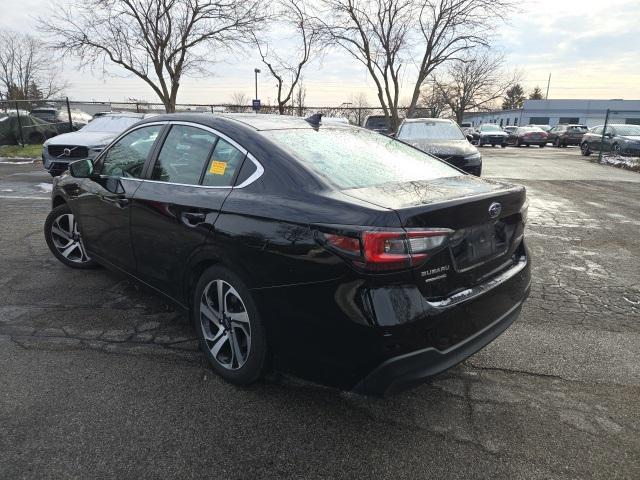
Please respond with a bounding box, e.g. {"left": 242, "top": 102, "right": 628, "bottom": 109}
{"left": 42, "top": 113, "right": 150, "bottom": 176}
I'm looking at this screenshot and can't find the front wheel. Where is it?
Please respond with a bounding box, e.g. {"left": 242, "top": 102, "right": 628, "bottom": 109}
{"left": 44, "top": 204, "right": 98, "bottom": 269}
{"left": 581, "top": 142, "right": 591, "bottom": 156}
{"left": 611, "top": 143, "right": 621, "bottom": 155}
{"left": 193, "top": 266, "right": 268, "bottom": 385}
{"left": 539, "top": 144, "right": 545, "bottom": 148}
{"left": 501, "top": 143, "right": 507, "bottom": 148}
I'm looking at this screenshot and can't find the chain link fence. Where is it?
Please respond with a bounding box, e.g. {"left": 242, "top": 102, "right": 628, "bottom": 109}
{"left": 1, "top": 98, "right": 434, "bottom": 147}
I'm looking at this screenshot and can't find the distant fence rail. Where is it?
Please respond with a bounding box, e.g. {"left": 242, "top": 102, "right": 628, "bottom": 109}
{"left": 1, "top": 97, "right": 432, "bottom": 140}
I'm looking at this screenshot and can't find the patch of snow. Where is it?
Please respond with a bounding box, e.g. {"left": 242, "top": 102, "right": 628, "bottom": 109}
{"left": 36, "top": 183, "right": 53, "bottom": 192}
{"left": 599, "top": 154, "right": 640, "bottom": 173}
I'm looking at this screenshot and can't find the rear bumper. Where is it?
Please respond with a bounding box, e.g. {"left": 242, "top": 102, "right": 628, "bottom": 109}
{"left": 353, "top": 301, "right": 524, "bottom": 396}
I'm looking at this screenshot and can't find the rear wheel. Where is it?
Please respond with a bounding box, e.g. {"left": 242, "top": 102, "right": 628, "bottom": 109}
{"left": 193, "top": 266, "right": 268, "bottom": 385}
{"left": 581, "top": 142, "right": 591, "bottom": 156}
{"left": 539, "top": 143, "right": 545, "bottom": 148}
{"left": 501, "top": 143, "right": 507, "bottom": 148}
{"left": 611, "top": 143, "right": 621, "bottom": 155}
{"left": 44, "top": 204, "right": 98, "bottom": 269}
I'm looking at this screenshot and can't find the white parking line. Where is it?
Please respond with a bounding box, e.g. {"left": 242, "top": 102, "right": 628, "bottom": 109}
{"left": 0, "top": 195, "right": 49, "bottom": 200}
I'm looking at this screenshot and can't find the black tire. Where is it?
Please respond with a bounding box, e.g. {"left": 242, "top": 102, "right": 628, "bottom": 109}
{"left": 477, "top": 140, "right": 483, "bottom": 147}
{"left": 581, "top": 142, "right": 591, "bottom": 156}
{"left": 44, "top": 204, "right": 99, "bottom": 269}
{"left": 539, "top": 144, "right": 545, "bottom": 148}
{"left": 193, "top": 265, "right": 268, "bottom": 386}
{"left": 28, "top": 132, "right": 45, "bottom": 144}
{"left": 525, "top": 144, "right": 530, "bottom": 147}
{"left": 516, "top": 139, "right": 521, "bottom": 147}
{"left": 501, "top": 143, "right": 507, "bottom": 148}
{"left": 611, "top": 143, "right": 621, "bottom": 155}
{"left": 554, "top": 138, "right": 561, "bottom": 147}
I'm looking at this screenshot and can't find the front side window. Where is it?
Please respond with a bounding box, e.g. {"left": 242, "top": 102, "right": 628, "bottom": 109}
{"left": 202, "top": 138, "right": 246, "bottom": 187}
{"left": 100, "top": 125, "right": 162, "bottom": 178}
{"left": 264, "top": 127, "right": 461, "bottom": 190}
{"left": 151, "top": 125, "right": 217, "bottom": 185}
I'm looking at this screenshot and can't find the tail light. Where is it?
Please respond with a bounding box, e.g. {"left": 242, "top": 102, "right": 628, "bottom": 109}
{"left": 320, "top": 228, "right": 453, "bottom": 272}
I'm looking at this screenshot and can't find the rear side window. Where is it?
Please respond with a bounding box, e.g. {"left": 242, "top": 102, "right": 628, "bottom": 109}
{"left": 264, "top": 127, "right": 461, "bottom": 189}
{"left": 202, "top": 138, "right": 246, "bottom": 187}
{"left": 151, "top": 125, "right": 217, "bottom": 185}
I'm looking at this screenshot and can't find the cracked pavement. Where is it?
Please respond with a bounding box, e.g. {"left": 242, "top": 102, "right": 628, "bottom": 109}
{"left": 1, "top": 148, "right": 639, "bottom": 479}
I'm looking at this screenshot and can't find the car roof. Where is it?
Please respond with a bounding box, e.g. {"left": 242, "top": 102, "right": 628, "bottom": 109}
{"left": 136, "top": 112, "right": 357, "bottom": 132}
{"left": 99, "top": 112, "right": 147, "bottom": 119}
{"left": 402, "top": 118, "right": 453, "bottom": 124}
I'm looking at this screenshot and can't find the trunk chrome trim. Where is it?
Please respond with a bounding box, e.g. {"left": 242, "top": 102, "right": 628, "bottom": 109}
{"left": 427, "top": 254, "right": 527, "bottom": 309}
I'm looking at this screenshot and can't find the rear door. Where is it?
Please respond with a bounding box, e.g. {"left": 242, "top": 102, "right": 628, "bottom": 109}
{"left": 130, "top": 122, "right": 247, "bottom": 301}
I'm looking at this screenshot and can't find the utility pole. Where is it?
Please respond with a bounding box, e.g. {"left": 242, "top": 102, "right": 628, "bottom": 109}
{"left": 545, "top": 73, "right": 551, "bottom": 100}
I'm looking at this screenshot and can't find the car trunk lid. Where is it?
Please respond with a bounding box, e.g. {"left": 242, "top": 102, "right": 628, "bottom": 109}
{"left": 342, "top": 175, "right": 527, "bottom": 297}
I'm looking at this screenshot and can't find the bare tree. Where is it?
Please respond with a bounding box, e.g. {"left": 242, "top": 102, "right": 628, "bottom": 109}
{"left": 405, "top": 0, "right": 514, "bottom": 117}
{"left": 293, "top": 81, "right": 306, "bottom": 116}
{"left": 0, "top": 30, "right": 67, "bottom": 100}
{"left": 41, "top": 0, "right": 265, "bottom": 113}
{"left": 434, "top": 51, "right": 519, "bottom": 123}
{"left": 254, "top": 1, "right": 320, "bottom": 114}
{"left": 418, "top": 82, "right": 448, "bottom": 117}
{"left": 230, "top": 91, "right": 249, "bottom": 106}
{"left": 320, "top": 0, "right": 413, "bottom": 132}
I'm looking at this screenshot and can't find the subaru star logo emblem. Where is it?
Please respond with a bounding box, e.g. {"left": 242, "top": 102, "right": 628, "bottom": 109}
{"left": 488, "top": 202, "right": 502, "bottom": 218}
{"left": 63, "top": 148, "right": 71, "bottom": 156}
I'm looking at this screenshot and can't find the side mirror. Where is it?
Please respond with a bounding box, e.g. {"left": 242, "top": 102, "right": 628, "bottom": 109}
{"left": 466, "top": 134, "right": 474, "bottom": 142}
{"left": 69, "top": 159, "right": 93, "bottom": 178}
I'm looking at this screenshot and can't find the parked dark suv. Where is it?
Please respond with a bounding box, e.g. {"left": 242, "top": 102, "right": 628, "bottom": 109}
{"left": 547, "top": 124, "right": 588, "bottom": 147}
{"left": 30, "top": 107, "right": 92, "bottom": 134}
{"left": 44, "top": 113, "right": 530, "bottom": 396}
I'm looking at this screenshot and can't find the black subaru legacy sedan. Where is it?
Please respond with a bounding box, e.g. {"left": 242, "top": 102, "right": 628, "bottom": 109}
{"left": 44, "top": 113, "right": 531, "bottom": 396}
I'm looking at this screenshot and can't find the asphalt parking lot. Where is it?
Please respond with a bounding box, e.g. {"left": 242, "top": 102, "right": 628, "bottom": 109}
{"left": 1, "top": 147, "right": 639, "bottom": 479}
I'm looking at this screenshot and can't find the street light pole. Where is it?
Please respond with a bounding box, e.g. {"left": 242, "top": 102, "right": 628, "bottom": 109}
{"left": 254, "top": 68, "right": 261, "bottom": 101}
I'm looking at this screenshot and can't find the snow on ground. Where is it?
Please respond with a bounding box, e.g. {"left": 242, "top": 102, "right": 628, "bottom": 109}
{"left": 600, "top": 154, "right": 640, "bottom": 173}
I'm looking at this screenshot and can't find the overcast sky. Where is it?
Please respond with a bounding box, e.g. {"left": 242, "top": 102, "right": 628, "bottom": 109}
{"left": 1, "top": 0, "right": 639, "bottom": 106}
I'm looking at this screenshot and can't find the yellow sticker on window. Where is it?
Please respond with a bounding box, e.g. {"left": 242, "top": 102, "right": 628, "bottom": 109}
{"left": 209, "top": 161, "right": 227, "bottom": 175}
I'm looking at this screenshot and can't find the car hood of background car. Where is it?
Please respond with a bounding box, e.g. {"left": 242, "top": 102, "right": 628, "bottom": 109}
{"left": 405, "top": 139, "right": 478, "bottom": 158}
{"left": 45, "top": 131, "right": 117, "bottom": 147}
{"left": 342, "top": 175, "right": 520, "bottom": 211}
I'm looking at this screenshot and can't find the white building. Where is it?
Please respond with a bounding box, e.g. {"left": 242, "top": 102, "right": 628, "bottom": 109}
{"left": 463, "top": 99, "right": 640, "bottom": 128}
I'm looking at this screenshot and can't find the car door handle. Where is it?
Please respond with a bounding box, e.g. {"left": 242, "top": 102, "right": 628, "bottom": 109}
{"left": 182, "top": 211, "right": 206, "bottom": 225}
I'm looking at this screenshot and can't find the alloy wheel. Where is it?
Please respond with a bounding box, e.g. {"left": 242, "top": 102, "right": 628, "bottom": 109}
{"left": 200, "top": 279, "right": 251, "bottom": 370}
{"left": 50, "top": 213, "right": 91, "bottom": 263}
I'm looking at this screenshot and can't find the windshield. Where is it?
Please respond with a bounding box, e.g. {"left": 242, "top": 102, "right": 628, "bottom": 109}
{"left": 615, "top": 125, "right": 640, "bottom": 136}
{"left": 81, "top": 116, "right": 141, "bottom": 133}
{"left": 398, "top": 121, "right": 465, "bottom": 141}
{"left": 568, "top": 126, "right": 588, "bottom": 132}
{"left": 264, "top": 127, "right": 461, "bottom": 190}
{"left": 480, "top": 125, "right": 502, "bottom": 132}
{"left": 520, "top": 126, "right": 544, "bottom": 132}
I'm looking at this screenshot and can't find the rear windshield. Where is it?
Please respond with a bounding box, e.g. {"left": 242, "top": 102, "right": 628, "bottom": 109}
{"left": 364, "top": 117, "right": 389, "bottom": 129}
{"left": 615, "top": 125, "right": 640, "bottom": 136}
{"left": 398, "top": 121, "right": 465, "bottom": 141}
{"left": 264, "top": 127, "right": 461, "bottom": 189}
{"left": 479, "top": 124, "right": 502, "bottom": 132}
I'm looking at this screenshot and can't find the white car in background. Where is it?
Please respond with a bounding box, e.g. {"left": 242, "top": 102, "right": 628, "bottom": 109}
{"left": 42, "top": 113, "right": 152, "bottom": 176}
